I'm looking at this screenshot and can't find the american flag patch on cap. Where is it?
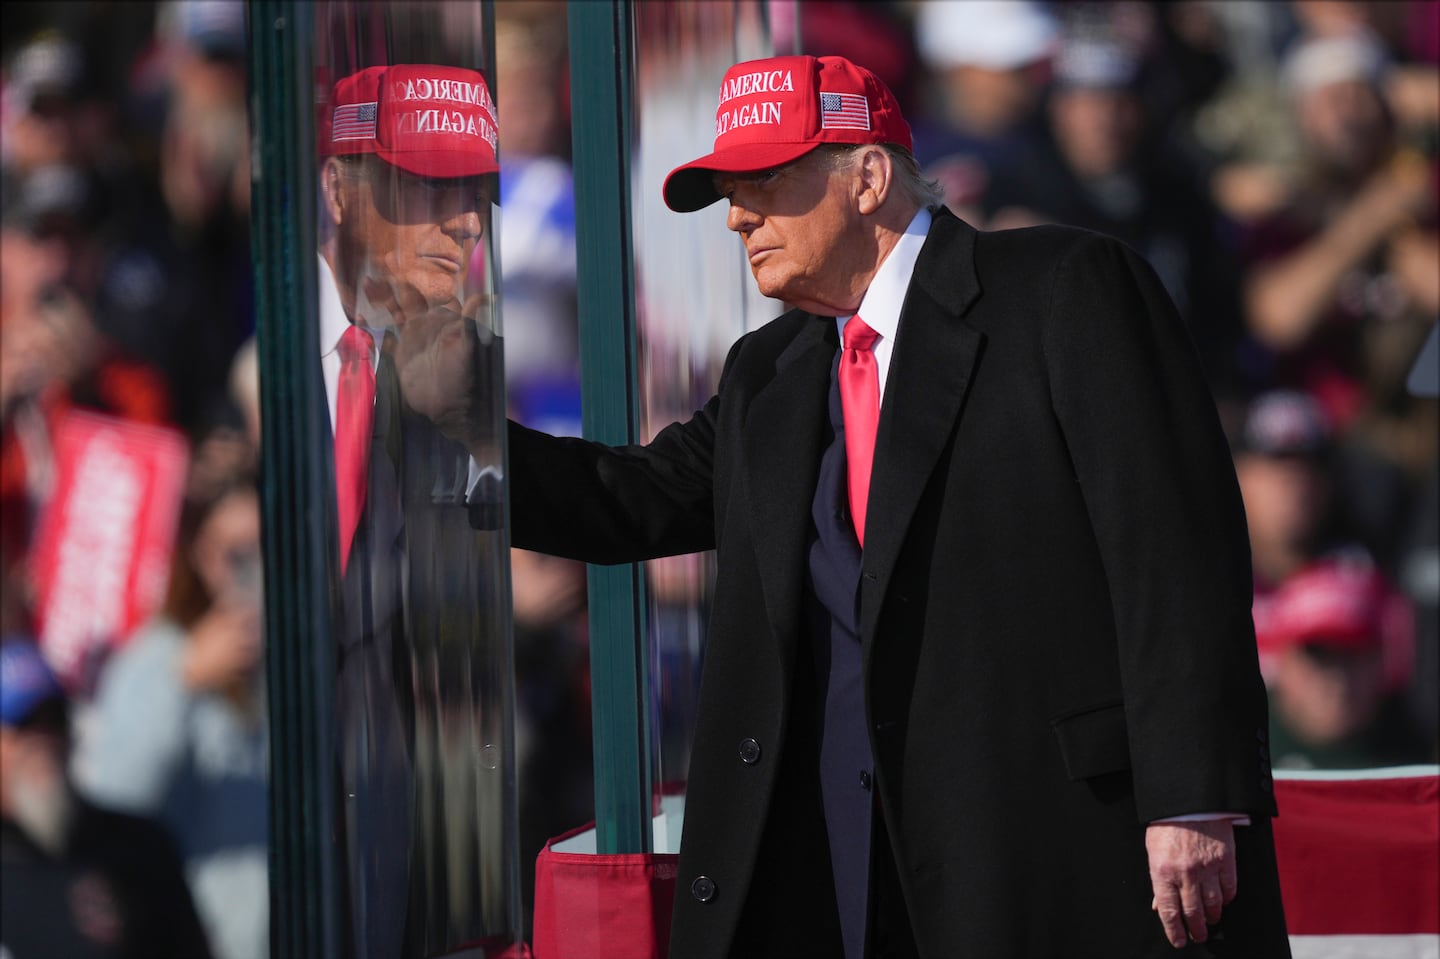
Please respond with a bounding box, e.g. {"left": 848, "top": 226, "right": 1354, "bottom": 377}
{"left": 332, "top": 102, "right": 378, "bottom": 141}
{"left": 820, "top": 92, "right": 869, "bottom": 131}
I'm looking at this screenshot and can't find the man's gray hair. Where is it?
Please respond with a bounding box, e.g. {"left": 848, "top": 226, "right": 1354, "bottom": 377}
{"left": 825, "top": 143, "right": 945, "bottom": 211}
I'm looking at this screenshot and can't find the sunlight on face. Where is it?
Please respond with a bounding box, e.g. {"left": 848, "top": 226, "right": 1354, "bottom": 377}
{"left": 713, "top": 147, "right": 872, "bottom": 315}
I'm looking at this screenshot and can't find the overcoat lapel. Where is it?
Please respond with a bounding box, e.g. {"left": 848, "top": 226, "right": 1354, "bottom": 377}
{"left": 742, "top": 318, "right": 836, "bottom": 673}
{"left": 860, "top": 212, "right": 984, "bottom": 646}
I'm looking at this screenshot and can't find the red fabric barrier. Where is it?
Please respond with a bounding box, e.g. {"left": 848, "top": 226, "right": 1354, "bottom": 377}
{"left": 530, "top": 771, "right": 1439, "bottom": 957}
{"left": 1273, "top": 770, "right": 1440, "bottom": 936}
{"left": 532, "top": 823, "right": 679, "bottom": 959}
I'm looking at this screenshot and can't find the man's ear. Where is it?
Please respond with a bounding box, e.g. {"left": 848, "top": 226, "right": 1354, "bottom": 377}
{"left": 322, "top": 157, "right": 347, "bottom": 227}
{"left": 855, "top": 146, "right": 893, "bottom": 216}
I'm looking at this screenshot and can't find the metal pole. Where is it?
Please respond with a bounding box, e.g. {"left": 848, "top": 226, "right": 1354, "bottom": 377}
{"left": 566, "top": 0, "right": 654, "bottom": 855}
{"left": 247, "top": 2, "right": 342, "bottom": 954}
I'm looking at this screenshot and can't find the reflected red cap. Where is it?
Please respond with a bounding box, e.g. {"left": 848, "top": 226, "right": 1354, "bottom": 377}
{"left": 663, "top": 55, "right": 913, "bottom": 213}
{"left": 321, "top": 64, "right": 499, "bottom": 178}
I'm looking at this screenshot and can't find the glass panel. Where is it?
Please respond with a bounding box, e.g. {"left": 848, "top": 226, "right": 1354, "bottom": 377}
{"left": 311, "top": 2, "right": 518, "bottom": 956}
{"left": 630, "top": 0, "right": 775, "bottom": 852}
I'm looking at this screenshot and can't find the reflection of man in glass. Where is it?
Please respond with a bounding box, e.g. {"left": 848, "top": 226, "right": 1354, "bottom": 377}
{"left": 316, "top": 64, "right": 502, "bottom": 958}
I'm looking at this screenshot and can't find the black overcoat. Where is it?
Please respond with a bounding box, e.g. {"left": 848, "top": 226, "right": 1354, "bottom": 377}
{"left": 507, "top": 210, "right": 1291, "bottom": 958}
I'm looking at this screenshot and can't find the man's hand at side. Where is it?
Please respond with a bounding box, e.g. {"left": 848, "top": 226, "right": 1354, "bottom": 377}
{"left": 1146, "top": 819, "right": 1238, "bottom": 948}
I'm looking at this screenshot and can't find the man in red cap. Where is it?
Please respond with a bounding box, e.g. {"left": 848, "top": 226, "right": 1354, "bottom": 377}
{"left": 1261, "top": 558, "right": 1429, "bottom": 770}
{"left": 497, "top": 54, "right": 1290, "bottom": 957}
{"left": 317, "top": 63, "right": 507, "bottom": 958}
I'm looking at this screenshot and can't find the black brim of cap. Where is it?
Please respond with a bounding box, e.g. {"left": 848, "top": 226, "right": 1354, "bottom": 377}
{"left": 662, "top": 142, "right": 819, "bottom": 213}
{"left": 663, "top": 168, "right": 724, "bottom": 213}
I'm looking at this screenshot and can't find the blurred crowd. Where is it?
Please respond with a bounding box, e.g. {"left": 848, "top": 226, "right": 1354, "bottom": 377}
{"left": 874, "top": 0, "right": 1440, "bottom": 775}
{"left": 1, "top": 0, "right": 1436, "bottom": 956}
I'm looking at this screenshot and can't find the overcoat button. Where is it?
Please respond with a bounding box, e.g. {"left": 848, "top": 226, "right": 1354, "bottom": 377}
{"left": 859, "top": 770, "right": 872, "bottom": 790}
{"left": 691, "top": 876, "right": 717, "bottom": 902}
{"left": 739, "top": 738, "right": 762, "bottom": 765}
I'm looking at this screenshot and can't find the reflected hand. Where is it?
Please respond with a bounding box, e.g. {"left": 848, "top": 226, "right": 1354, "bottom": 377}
{"left": 360, "top": 265, "right": 498, "bottom": 461}
{"left": 387, "top": 291, "right": 492, "bottom": 450}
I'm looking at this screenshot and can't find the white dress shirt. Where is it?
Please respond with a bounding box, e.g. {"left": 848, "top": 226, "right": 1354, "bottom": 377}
{"left": 318, "top": 254, "right": 378, "bottom": 433}
{"left": 832, "top": 207, "right": 931, "bottom": 400}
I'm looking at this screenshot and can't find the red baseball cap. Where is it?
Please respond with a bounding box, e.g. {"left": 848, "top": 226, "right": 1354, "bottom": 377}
{"left": 1261, "top": 561, "right": 1389, "bottom": 654}
{"left": 320, "top": 64, "right": 499, "bottom": 178}
{"left": 663, "top": 54, "right": 913, "bottom": 213}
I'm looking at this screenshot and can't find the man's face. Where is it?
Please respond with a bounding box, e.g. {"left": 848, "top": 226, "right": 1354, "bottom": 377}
{"left": 0, "top": 701, "right": 75, "bottom": 853}
{"left": 1236, "top": 452, "right": 1328, "bottom": 558}
{"left": 1296, "top": 79, "right": 1390, "bottom": 179}
{"left": 1274, "top": 641, "right": 1385, "bottom": 744}
{"left": 331, "top": 157, "right": 490, "bottom": 320}
{"left": 1050, "top": 86, "right": 1143, "bottom": 179}
{"left": 713, "top": 147, "right": 872, "bottom": 315}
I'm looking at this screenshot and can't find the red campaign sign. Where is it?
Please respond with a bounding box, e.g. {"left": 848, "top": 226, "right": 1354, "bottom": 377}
{"left": 30, "top": 410, "right": 189, "bottom": 690}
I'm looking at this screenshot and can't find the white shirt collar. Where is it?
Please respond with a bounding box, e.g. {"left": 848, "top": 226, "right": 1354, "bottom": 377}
{"left": 318, "top": 253, "right": 379, "bottom": 431}
{"left": 834, "top": 207, "right": 932, "bottom": 397}
{"left": 319, "top": 253, "right": 350, "bottom": 359}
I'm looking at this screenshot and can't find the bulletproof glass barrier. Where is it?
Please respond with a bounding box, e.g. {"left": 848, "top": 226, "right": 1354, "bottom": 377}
{"left": 629, "top": 1, "right": 778, "bottom": 852}
{"left": 257, "top": 1, "right": 521, "bottom": 955}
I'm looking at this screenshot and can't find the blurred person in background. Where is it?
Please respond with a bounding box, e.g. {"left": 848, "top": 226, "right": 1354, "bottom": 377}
{"left": 1259, "top": 558, "right": 1431, "bottom": 769}
{"left": 96, "top": 0, "right": 255, "bottom": 441}
{"left": 152, "top": 0, "right": 251, "bottom": 233}
{"left": 1, "top": 639, "right": 213, "bottom": 959}
{"left": 0, "top": 162, "right": 173, "bottom": 640}
{"left": 1187, "top": 2, "right": 1310, "bottom": 226}
{"left": 1241, "top": 27, "right": 1435, "bottom": 420}
{"left": 0, "top": 162, "right": 110, "bottom": 306}
{"left": 1, "top": 32, "right": 90, "bottom": 178}
{"left": 1240, "top": 23, "right": 1439, "bottom": 582}
{"left": 1233, "top": 390, "right": 1347, "bottom": 592}
{"left": 983, "top": 26, "right": 1247, "bottom": 389}
{"left": 908, "top": 0, "right": 1057, "bottom": 223}
{"left": 72, "top": 460, "right": 266, "bottom": 956}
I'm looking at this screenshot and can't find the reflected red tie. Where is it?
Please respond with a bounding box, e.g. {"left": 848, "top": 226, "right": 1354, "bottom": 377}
{"left": 840, "top": 316, "right": 881, "bottom": 547}
{"left": 336, "top": 324, "right": 375, "bottom": 573}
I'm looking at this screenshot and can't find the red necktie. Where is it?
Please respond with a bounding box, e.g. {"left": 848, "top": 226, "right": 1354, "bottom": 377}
{"left": 840, "top": 316, "right": 881, "bottom": 547}
{"left": 335, "top": 324, "right": 375, "bottom": 573}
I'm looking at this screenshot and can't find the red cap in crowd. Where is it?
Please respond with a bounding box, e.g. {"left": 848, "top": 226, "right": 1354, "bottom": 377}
{"left": 663, "top": 54, "right": 913, "bottom": 213}
{"left": 1262, "top": 561, "right": 1389, "bottom": 654}
{"left": 320, "top": 64, "right": 499, "bottom": 179}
